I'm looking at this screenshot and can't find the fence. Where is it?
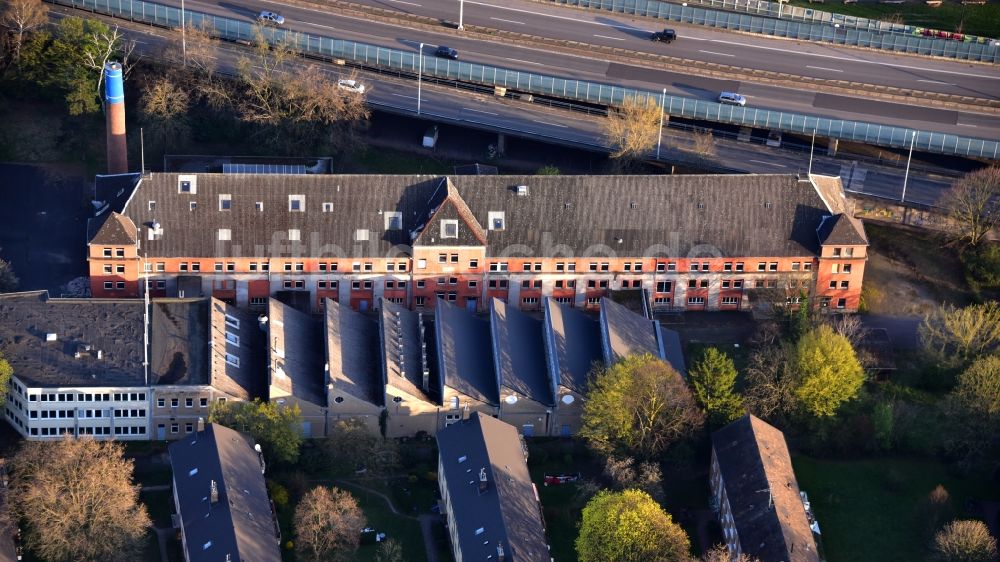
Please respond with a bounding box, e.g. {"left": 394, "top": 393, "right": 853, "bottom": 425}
{"left": 546, "top": 0, "right": 999, "bottom": 62}
{"left": 51, "top": 0, "right": 1000, "bottom": 159}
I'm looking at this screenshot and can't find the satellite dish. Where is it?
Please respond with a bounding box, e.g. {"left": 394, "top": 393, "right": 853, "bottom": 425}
{"left": 504, "top": 395, "right": 518, "bottom": 405}
{"left": 561, "top": 395, "right": 575, "bottom": 405}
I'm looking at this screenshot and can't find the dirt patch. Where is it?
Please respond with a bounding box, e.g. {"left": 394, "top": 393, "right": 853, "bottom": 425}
{"left": 862, "top": 222, "right": 973, "bottom": 316}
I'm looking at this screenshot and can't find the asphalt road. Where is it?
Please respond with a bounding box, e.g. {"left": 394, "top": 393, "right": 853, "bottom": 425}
{"left": 150, "top": 0, "right": 1000, "bottom": 140}
{"left": 50, "top": 6, "right": 956, "bottom": 206}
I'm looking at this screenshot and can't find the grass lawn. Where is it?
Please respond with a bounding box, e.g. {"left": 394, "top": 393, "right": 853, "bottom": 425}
{"left": 783, "top": 1, "right": 1000, "bottom": 38}
{"left": 141, "top": 489, "right": 175, "bottom": 528}
{"left": 792, "top": 455, "right": 1000, "bottom": 562}
{"left": 352, "top": 493, "right": 427, "bottom": 562}
{"left": 349, "top": 146, "right": 457, "bottom": 175}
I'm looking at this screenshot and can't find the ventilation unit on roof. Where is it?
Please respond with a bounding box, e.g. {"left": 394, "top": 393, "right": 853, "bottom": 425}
{"left": 515, "top": 185, "right": 529, "bottom": 196}
{"left": 210, "top": 480, "right": 219, "bottom": 504}
{"left": 46, "top": 333, "right": 57, "bottom": 342}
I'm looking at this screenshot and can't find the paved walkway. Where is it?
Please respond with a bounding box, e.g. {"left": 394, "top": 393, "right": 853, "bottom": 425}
{"left": 152, "top": 526, "right": 172, "bottom": 562}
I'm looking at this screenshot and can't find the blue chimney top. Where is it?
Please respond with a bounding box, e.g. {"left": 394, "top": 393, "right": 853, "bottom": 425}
{"left": 104, "top": 61, "right": 124, "bottom": 104}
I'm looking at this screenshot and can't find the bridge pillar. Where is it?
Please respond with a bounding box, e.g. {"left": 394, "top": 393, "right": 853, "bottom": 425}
{"left": 497, "top": 133, "right": 506, "bottom": 156}
{"left": 827, "top": 138, "right": 839, "bottom": 157}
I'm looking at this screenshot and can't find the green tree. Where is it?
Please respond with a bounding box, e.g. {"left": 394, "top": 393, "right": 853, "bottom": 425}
{"left": 209, "top": 399, "right": 303, "bottom": 464}
{"left": 962, "top": 243, "right": 1000, "bottom": 288}
{"left": 576, "top": 489, "right": 690, "bottom": 562}
{"left": 580, "top": 354, "right": 704, "bottom": 458}
{"left": 944, "top": 355, "right": 1000, "bottom": 470}
{"left": 792, "top": 325, "right": 865, "bottom": 418}
{"left": 932, "top": 520, "right": 998, "bottom": 562}
{"left": 535, "top": 165, "right": 561, "bottom": 175}
{"left": 310, "top": 418, "right": 399, "bottom": 476}
{"left": 0, "top": 355, "right": 12, "bottom": 408}
{"left": 689, "top": 347, "right": 744, "bottom": 426}
{"left": 871, "top": 400, "right": 894, "bottom": 450}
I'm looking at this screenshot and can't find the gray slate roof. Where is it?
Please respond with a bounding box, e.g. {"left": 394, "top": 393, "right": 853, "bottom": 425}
{"left": 712, "top": 415, "right": 820, "bottom": 562}
{"left": 150, "top": 299, "right": 209, "bottom": 386}
{"left": 112, "top": 173, "right": 849, "bottom": 258}
{"left": 380, "top": 298, "right": 437, "bottom": 403}
{"left": 660, "top": 327, "right": 687, "bottom": 378}
{"left": 489, "top": 299, "right": 553, "bottom": 406}
{"left": 88, "top": 212, "right": 138, "bottom": 246}
{"left": 435, "top": 300, "right": 498, "bottom": 405}
{"left": 325, "top": 299, "right": 382, "bottom": 407}
{"left": 599, "top": 298, "right": 665, "bottom": 364}
{"left": 168, "top": 423, "right": 280, "bottom": 562}
{"left": 267, "top": 299, "right": 326, "bottom": 407}
{"left": 436, "top": 413, "right": 550, "bottom": 562}
{"left": 542, "top": 298, "right": 603, "bottom": 395}
{"left": 209, "top": 299, "right": 267, "bottom": 401}
{"left": 0, "top": 291, "right": 146, "bottom": 388}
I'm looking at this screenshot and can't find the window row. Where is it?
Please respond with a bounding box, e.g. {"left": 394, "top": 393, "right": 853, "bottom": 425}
{"left": 30, "top": 392, "right": 144, "bottom": 402}
{"left": 156, "top": 397, "right": 209, "bottom": 408}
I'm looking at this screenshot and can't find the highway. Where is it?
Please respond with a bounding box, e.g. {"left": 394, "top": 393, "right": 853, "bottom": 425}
{"left": 141, "top": 0, "right": 1000, "bottom": 140}
{"left": 76, "top": 4, "right": 955, "bottom": 208}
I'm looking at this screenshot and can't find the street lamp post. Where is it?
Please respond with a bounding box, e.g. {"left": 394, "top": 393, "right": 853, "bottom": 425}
{"left": 180, "top": 0, "right": 187, "bottom": 66}
{"left": 417, "top": 43, "right": 424, "bottom": 116}
{"left": 656, "top": 88, "right": 666, "bottom": 160}
{"left": 901, "top": 131, "right": 915, "bottom": 203}
{"left": 458, "top": 0, "right": 465, "bottom": 30}
{"left": 808, "top": 128, "right": 816, "bottom": 175}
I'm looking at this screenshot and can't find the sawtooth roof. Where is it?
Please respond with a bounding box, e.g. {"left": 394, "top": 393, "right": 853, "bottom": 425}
{"left": 490, "top": 298, "right": 553, "bottom": 406}
{"left": 325, "top": 299, "right": 382, "bottom": 407}
{"left": 209, "top": 299, "right": 267, "bottom": 401}
{"left": 267, "top": 299, "right": 326, "bottom": 407}
{"left": 599, "top": 298, "right": 665, "bottom": 364}
{"left": 435, "top": 300, "right": 498, "bottom": 406}
{"left": 111, "top": 173, "right": 850, "bottom": 258}
{"left": 380, "top": 298, "right": 437, "bottom": 404}
{"left": 542, "top": 298, "right": 603, "bottom": 395}
{"left": 712, "top": 415, "right": 820, "bottom": 562}
{"left": 436, "top": 413, "right": 550, "bottom": 562}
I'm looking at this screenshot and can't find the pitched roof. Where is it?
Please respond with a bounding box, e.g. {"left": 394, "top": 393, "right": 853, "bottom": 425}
{"left": 436, "top": 413, "right": 550, "bottom": 562}
{"left": 87, "top": 173, "right": 142, "bottom": 240}
{"left": 0, "top": 291, "right": 146, "bottom": 387}
{"left": 660, "top": 327, "right": 687, "bottom": 378}
{"left": 435, "top": 300, "right": 498, "bottom": 405}
{"left": 599, "top": 298, "right": 665, "bottom": 364}
{"left": 111, "top": 173, "right": 842, "bottom": 258}
{"left": 149, "top": 299, "right": 209, "bottom": 386}
{"left": 88, "top": 211, "right": 137, "bottom": 246}
{"left": 380, "top": 299, "right": 437, "bottom": 404}
{"left": 209, "top": 299, "right": 267, "bottom": 401}
{"left": 542, "top": 298, "right": 603, "bottom": 395}
{"left": 489, "top": 299, "right": 553, "bottom": 406}
{"left": 817, "top": 213, "right": 868, "bottom": 246}
{"left": 325, "top": 299, "right": 382, "bottom": 407}
{"left": 712, "top": 415, "right": 820, "bottom": 562}
{"left": 412, "top": 178, "right": 488, "bottom": 247}
{"left": 267, "top": 299, "right": 326, "bottom": 407}
{"left": 168, "top": 423, "right": 280, "bottom": 562}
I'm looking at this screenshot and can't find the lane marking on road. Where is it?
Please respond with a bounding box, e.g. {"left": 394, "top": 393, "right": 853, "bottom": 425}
{"left": 392, "top": 93, "right": 418, "bottom": 99}
{"left": 699, "top": 50, "right": 735, "bottom": 57}
{"left": 748, "top": 159, "right": 785, "bottom": 166}
{"left": 504, "top": 57, "right": 544, "bottom": 66}
{"left": 806, "top": 65, "right": 843, "bottom": 73}
{"left": 956, "top": 123, "right": 978, "bottom": 127}
{"left": 594, "top": 34, "right": 626, "bottom": 41}
{"left": 464, "top": 107, "right": 500, "bottom": 115}
{"left": 534, "top": 121, "right": 569, "bottom": 128}
{"left": 388, "top": 0, "right": 422, "bottom": 5}
{"left": 918, "top": 79, "right": 957, "bottom": 86}
{"left": 491, "top": 17, "right": 525, "bottom": 25}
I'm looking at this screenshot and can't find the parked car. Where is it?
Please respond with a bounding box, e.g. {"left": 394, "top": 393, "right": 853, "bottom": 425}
{"left": 257, "top": 11, "right": 285, "bottom": 25}
{"left": 337, "top": 79, "right": 366, "bottom": 94}
{"left": 650, "top": 28, "right": 677, "bottom": 43}
{"left": 435, "top": 46, "right": 459, "bottom": 60}
{"left": 718, "top": 91, "right": 747, "bottom": 107}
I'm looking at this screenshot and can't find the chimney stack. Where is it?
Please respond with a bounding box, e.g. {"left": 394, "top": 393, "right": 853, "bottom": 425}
{"left": 497, "top": 544, "right": 505, "bottom": 562}
{"left": 104, "top": 61, "right": 128, "bottom": 174}
{"left": 210, "top": 479, "right": 219, "bottom": 504}
{"left": 478, "top": 467, "right": 488, "bottom": 494}
{"left": 197, "top": 417, "right": 205, "bottom": 433}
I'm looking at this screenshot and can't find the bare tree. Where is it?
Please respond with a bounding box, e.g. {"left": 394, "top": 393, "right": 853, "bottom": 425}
{"left": 702, "top": 544, "right": 759, "bottom": 562}
{"left": 920, "top": 302, "right": 1000, "bottom": 368}
{"left": 140, "top": 75, "right": 191, "bottom": 152}
{"left": 0, "top": 251, "right": 18, "bottom": 293}
{"left": 80, "top": 24, "right": 137, "bottom": 98}
{"left": 828, "top": 313, "right": 867, "bottom": 348}
{"left": 603, "top": 455, "right": 664, "bottom": 502}
{"left": 9, "top": 437, "right": 151, "bottom": 562}
{"left": 743, "top": 346, "right": 796, "bottom": 422}
{"left": 691, "top": 127, "right": 715, "bottom": 157}
{"left": 0, "top": 0, "right": 48, "bottom": 64}
{"left": 941, "top": 166, "right": 1000, "bottom": 247}
{"left": 932, "top": 520, "right": 998, "bottom": 562}
{"left": 603, "top": 95, "right": 662, "bottom": 162}
{"left": 375, "top": 539, "right": 404, "bottom": 562}
{"left": 294, "top": 486, "right": 366, "bottom": 562}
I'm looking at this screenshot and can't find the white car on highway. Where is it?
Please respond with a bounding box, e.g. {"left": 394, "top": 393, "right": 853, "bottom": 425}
{"left": 337, "top": 79, "right": 366, "bottom": 94}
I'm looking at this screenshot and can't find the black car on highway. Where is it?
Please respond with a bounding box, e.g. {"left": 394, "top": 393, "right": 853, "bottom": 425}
{"left": 651, "top": 29, "right": 677, "bottom": 43}
{"left": 435, "top": 46, "right": 459, "bottom": 60}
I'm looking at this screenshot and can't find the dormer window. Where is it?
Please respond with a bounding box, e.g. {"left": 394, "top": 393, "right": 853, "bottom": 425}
{"left": 322, "top": 202, "right": 333, "bottom": 213}
{"left": 355, "top": 229, "right": 369, "bottom": 242}
{"left": 178, "top": 175, "right": 196, "bottom": 194}
{"left": 441, "top": 220, "right": 458, "bottom": 239}
{"left": 218, "top": 229, "right": 231, "bottom": 241}
{"left": 488, "top": 211, "right": 505, "bottom": 231}
{"left": 289, "top": 195, "right": 304, "bottom": 212}
{"left": 219, "top": 194, "right": 232, "bottom": 211}
{"left": 385, "top": 212, "right": 402, "bottom": 230}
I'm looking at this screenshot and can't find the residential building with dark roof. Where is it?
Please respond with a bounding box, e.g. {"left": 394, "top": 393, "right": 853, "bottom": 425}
{"left": 0, "top": 292, "right": 265, "bottom": 441}
{"left": 169, "top": 422, "right": 281, "bottom": 562}
{"left": 490, "top": 298, "right": 554, "bottom": 436}
{"left": 86, "top": 173, "right": 867, "bottom": 314}
{"left": 436, "top": 413, "right": 550, "bottom": 562}
{"left": 264, "top": 299, "right": 327, "bottom": 437}
{"left": 542, "top": 297, "right": 602, "bottom": 436}
{"left": 711, "top": 415, "right": 820, "bottom": 562}
{"left": 324, "top": 298, "right": 383, "bottom": 432}
{"left": 435, "top": 300, "right": 499, "bottom": 423}
{"left": 379, "top": 298, "right": 443, "bottom": 438}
